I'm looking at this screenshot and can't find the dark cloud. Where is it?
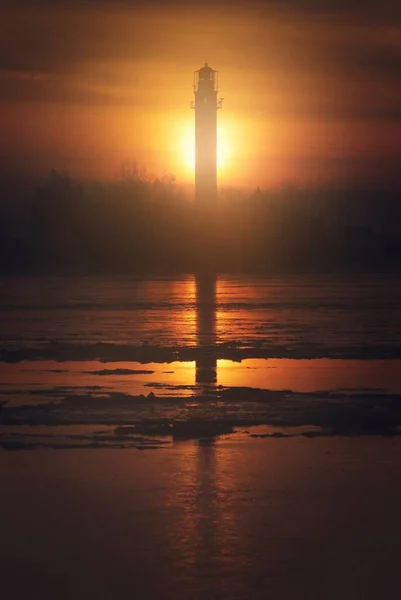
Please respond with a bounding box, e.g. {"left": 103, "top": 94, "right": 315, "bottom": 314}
{"left": 0, "top": 9, "right": 142, "bottom": 74}
{"left": 3, "top": 0, "right": 400, "bottom": 10}
{"left": 1, "top": 0, "right": 400, "bottom": 77}
{"left": 305, "top": 37, "right": 401, "bottom": 83}
{"left": 0, "top": 70, "right": 144, "bottom": 107}
{"left": 3, "top": 0, "right": 401, "bottom": 25}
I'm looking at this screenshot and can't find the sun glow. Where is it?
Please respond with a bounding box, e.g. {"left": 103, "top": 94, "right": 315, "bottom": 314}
{"left": 174, "top": 116, "right": 234, "bottom": 182}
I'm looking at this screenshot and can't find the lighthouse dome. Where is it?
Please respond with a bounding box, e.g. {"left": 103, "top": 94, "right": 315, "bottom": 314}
{"left": 198, "top": 63, "right": 215, "bottom": 80}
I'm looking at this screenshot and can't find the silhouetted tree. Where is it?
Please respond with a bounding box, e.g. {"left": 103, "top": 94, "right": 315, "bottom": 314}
{"left": 1, "top": 166, "right": 400, "bottom": 274}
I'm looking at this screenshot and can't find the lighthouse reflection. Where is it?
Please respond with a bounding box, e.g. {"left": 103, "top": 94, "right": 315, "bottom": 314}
{"left": 195, "top": 275, "right": 217, "bottom": 392}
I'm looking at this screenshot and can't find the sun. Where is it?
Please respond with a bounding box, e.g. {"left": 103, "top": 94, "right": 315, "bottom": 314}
{"left": 174, "top": 117, "right": 232, "bottom": 181}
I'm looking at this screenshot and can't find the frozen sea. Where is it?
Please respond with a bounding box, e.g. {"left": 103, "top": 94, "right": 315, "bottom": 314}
{"left": 1, "top": 273, "right": 401, "bottom": 446}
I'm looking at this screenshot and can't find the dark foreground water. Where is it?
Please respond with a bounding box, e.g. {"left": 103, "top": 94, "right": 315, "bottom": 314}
{"left": 2, "top": 438, "right": 401, "bottom": 600}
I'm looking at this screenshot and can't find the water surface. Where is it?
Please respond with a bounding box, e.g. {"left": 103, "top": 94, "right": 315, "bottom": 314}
{"left": 1, "top": 437, "right": 401, "bottom": 599}
{"left": 1, "top": 273, "right": 401, "bottom": 444}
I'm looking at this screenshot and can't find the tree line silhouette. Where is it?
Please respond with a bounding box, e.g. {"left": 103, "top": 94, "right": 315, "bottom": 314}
{"left": 1, "top": 163, "right": 401, "bottom": 274}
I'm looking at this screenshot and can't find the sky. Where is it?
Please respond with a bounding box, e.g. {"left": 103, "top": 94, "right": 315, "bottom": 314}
{"left": 1, "top": 0, "right": 400, "bottom": 189}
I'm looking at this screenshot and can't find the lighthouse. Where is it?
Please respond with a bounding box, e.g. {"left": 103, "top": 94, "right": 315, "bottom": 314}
{"left": 191, "top": 63, "right": 223, "bottom": 205}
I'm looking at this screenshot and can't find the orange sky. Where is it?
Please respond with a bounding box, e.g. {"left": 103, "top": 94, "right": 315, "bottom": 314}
{"left": 1, "top": 1, "right": 400, "bottom": 189}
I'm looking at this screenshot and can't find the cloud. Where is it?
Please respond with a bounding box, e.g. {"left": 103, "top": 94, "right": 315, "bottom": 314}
{"left": 3, "top": 0, "right": 400, "bottom": 11}
{"left": 1, "top": 0, "right": 400, "bottom": 78}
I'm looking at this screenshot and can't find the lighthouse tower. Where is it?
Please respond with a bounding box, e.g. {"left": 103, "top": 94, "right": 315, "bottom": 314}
{"left": 192, "top": 63, "right": 223, "bottom": 205}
